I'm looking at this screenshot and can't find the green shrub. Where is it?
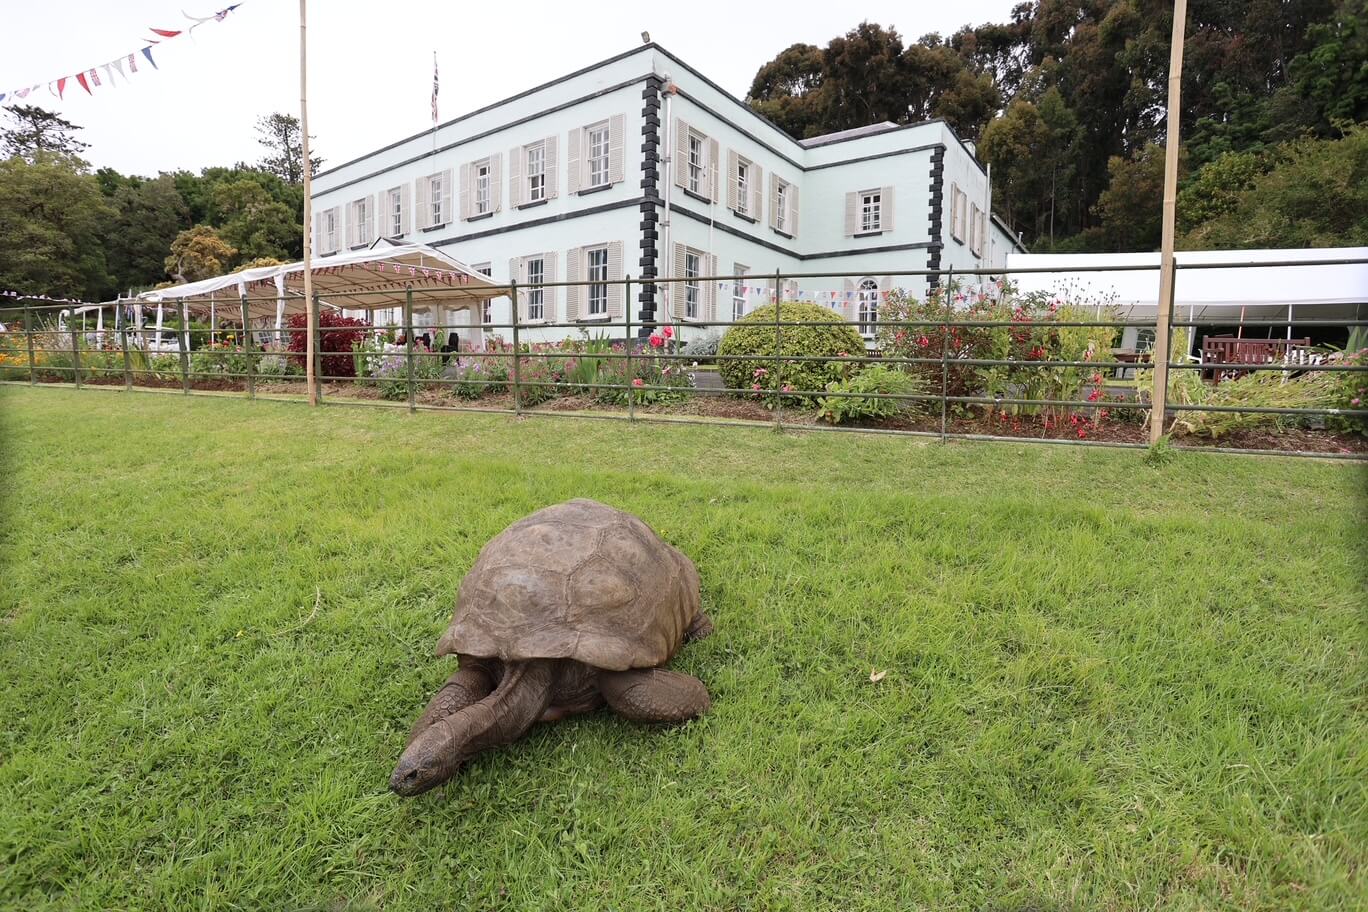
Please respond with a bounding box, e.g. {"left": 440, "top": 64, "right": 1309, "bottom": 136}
{"left": 817, "top": 365, "right": 926, "bottom": 424}
{"left": 718, "top": 301, "right": 864, "bottom": 400}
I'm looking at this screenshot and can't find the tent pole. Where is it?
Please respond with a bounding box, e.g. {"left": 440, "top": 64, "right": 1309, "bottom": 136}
{"left": 1149, "top": 0, "right": 1187, "bottom": 445}
{"left": 300, "top": 0, "right": 316, "bottom": 406}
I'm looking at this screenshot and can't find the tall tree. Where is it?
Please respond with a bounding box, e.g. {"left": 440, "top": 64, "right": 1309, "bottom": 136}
{"left": 106, "top": 175, "right": 192, "bottom": 292}
{"left": 0, "top": 154, "right": 113, "bottom": 299}
{"left": 255, "top": 113, "right": 322, "bottom": 185}
{"left": 1, "top": 104, "right": 90, "bottom": 162}
{"left": 212, "top": 179, "right": 300, "bottom": 263}
{"left": 165, "top": 226, "right": 237, "bottom": 283}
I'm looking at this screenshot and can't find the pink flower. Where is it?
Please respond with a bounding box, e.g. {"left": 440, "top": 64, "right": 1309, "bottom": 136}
{"left": 1351, "top": 397, "right": 1361, "bottom": 407}
{"left": 781, "top": 384, "right": 794, "bottom": 393}
{"left": 648, "top": 334, "right": 663, "bottom": 348}
{"left": 662, "top": 326, "right": 673, "bottom": 339}
{"left": 751, "top": 383, "right": 761, "bottom": 391}
{"left": 753, "top": 367, "right": 768, "bottom": 378}
{"left": 632, "top": 378, "right": 644, "bottom": 388}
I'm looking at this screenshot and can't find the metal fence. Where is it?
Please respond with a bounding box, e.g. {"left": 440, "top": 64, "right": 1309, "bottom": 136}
{"left": 3, "top": 260, "right": 1365, "bottom": 459}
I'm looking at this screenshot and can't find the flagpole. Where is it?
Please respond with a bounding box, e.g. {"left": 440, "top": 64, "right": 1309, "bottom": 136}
{"left": 300, "top": 0, "right": 316, "bottom": 406}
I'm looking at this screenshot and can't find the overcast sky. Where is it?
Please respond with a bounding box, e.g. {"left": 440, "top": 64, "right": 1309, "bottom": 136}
{"left": 1, "top": 0, "right": 1020, "bottom": 177}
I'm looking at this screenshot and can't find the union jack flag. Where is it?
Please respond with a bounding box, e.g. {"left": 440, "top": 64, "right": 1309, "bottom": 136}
{"left": 431, "top": 53, "right": 439, "bottom": 124}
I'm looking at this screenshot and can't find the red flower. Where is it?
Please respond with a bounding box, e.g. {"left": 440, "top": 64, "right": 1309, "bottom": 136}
{"left": 648, "top": 334, "right": 663, "bottom": 348}
{"left": 631, "top": 378, "right": 644, "bottom": 388}
{"left": 1077, "top": 428, "right": 1087, "bottom": 439}
{"left": 662, "top": 326, "right": 673, "bottom": 339}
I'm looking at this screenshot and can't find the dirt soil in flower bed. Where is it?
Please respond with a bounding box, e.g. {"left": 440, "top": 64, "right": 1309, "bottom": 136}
{"left": 72, "top": 376, "right": 1366, "bottom": 454}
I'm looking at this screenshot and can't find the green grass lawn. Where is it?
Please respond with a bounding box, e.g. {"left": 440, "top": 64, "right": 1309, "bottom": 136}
{"left": 1, "top": 386, "right": 1365, "bottom": 912}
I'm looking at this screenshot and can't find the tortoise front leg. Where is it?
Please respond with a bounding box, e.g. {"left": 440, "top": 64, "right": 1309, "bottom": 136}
{"left": 600, "top": 668, "right": 710, "bottom": 723}
{"left": 404, "top": 656, "right": 497, "bottom": 748}
{"left": 684, "top": 611, "right": 714, "bottom": 642}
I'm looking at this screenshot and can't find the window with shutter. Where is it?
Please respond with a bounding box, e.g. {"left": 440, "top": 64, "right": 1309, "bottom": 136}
{"left": 565, "top": 248, "right": 581, "bottom": 320}
{"left": 858, "top": 189, "right": 882, "bottom": 233}
{"left": 607, "top": 113, "right": 625, "bottom": 186}
{"left": 585, "top": 122, "right": 610, "bottom": 189}
{"left": 526, "top": 142, "right": 545, "bottom": 202}
{"left": 607, "top": 241, "right": 624, "bottom": 318}
{"left": 585, "top": 246, "right": 609, "bottom": 318}
{"left": 474, "top": 159, "right": 491, "bottom": 215}
{"left": 857, "top": 278, "right": 879, "bottom": 336}
{"left": 674, "top": 117, "right": 690, "bottom": 191}
{"left": 731, "top": 263, "right": 749, "bottom": 321}
{"left": 686, "top": 130, "right": 705, "bottom": 196}
{"left": 708, "top": 137, "right": 720, "bottom": 203}
{"left": 526, "top": 256, "right": 545, "bottom": 321}
{"left": 683, "top": 250, "right": 700, "bottom": 320}
{"left": 542, "top": 250, "right": 559, "bottom": 321}
{"left": 882, "top": 185, "right": 895, "bottom": 232}
{"left": 544, "top": 135, "right": 558, "bottom": 199}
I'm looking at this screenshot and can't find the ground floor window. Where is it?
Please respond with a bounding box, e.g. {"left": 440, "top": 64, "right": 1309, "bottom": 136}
{"left": 732, "top": 264, "right": 748, "bottom": 321}
{"left": 858, "top": 278, "right": 879, "bottom": 335}
{"left": 587, "top": 247, "right": 608, "bottom": 316}
{"left": 684, "top": 252, "right": 701, "bottom": 319}
{"left": 526, "top": 257, "right": 545, "bottom": 321}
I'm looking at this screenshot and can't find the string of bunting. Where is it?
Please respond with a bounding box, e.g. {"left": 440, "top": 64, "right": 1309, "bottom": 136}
{"left": 0, "top": 5, "right": 242, "bottom": 107}
{"left": 0, "top": 289, "right": 93, "bottom": 306}
{"left": 245, "top": 262, "right": 476, "bottom": 289}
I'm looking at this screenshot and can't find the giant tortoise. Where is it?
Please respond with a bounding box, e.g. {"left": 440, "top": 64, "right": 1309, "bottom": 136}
{"left": 390, "top": 499, "right": 712, "bottom": 796}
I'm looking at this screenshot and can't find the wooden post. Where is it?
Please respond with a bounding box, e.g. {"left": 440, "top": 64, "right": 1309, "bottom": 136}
{"left": 120, "top": 320, "right": 132, "bottom": 391}
{"left": 23, "top": 301, "right": 35, "bottom": 385}
{"left": 300, "top": 0, "right": 317, "bottom": 407}
{"left": 241, "top": 294, "right": 255, "bottom": 399}
{"left": 1149, "top": 0, "right": 1187, "bottom": 445}
{"left": 310, "top": 293, "right": 322, "bottom": 403}
{"left": 177, "top": 301, "right": 190, "bottom": 395}
{"left": 404, "top": 286, "right": 416, "bottom": 413}
{"left": 511, "top": 279, "right": 521, "bottom": 416}
{"left": 625, "top": 275, "right": 635, "bottom": 421}
{"left": 71, "top": 310, "right": 82, "bottom": 389}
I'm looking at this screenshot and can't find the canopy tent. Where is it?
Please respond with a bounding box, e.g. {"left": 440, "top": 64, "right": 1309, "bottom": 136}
{"left": 138, "top": 242, "right": 508, "bottom": 320}
{"left": 1005, "top": 247, "right": 1368, "bottom": 316}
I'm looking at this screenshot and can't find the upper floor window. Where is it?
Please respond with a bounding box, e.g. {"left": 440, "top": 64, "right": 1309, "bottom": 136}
{"left": 526, "top": 143, "right": 545, "bottom": 202}
{"left": 322, "top": 208, "right": 338, "bottom": 253}
{"left": 430, "top": 174, "right": 444, "bottom": 224}
{"left": 950, "top": 184, "right": 968, "bottom": 243}
{"left": 417, "top": 169, "right": 451, "bottom": 229}
{"left": 526, "top": 256, "right": 545, "bottom": 321}
{"left": 687, "top": 131, "right": 705, "bottom": 196}
{"left": 475, "top": 160, "right": 491, "bottom": 215}
{"left": 587, "top": 123, "right": 610, "bottom": 188}
{"left": 473, "top": 262, "right": 493, "bottom": 324}
{"left": 775, "top": 182, "right": 789, "bottom": 234}
{"left": 386, "top": 186, "right": 403, "bottom": 237}
{"left": 349, "top": 197, "right": 370, "bottom": 247}
{"left": 586, "top": 246, "right": 608, "bottom": 317}
{"left": 736, "top": 161, "right": 750, "bottom": 216}
{"left": 860, "top": 190, "right": 881, "bottom": 233}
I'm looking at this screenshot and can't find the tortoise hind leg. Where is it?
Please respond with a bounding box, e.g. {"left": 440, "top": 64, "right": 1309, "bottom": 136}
{"left": 600, "top": 668, "right": 710, "bottom": 723}
{"left": 404, "top": 656, "right": 497, "bottom": 748}
{"left": 685, "top": 611, "right": 714, "bottom": 642}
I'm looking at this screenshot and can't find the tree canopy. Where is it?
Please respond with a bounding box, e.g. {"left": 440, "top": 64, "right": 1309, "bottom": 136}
{"left": 748, "top": 2, "right": 1368, "bottom": 251}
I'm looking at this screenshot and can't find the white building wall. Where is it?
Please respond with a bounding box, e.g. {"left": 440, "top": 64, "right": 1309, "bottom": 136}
{"left": 312, "top": 43, "right": 1024, "bottom": 346}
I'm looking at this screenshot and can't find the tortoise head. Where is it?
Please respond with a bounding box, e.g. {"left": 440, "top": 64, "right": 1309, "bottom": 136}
{"left": 390, "top": 720, "right": 464, "bottom": 796}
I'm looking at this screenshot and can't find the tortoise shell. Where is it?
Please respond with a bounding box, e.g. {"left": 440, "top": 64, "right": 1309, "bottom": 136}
{"left": 437, "top": 499, "right": 700, "bottom": 671}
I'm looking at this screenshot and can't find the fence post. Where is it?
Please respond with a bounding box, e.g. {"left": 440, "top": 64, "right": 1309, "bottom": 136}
{"left": 71, "top": 309, "right": 83, "bottom": 390}
{"left": 940, "top": 265, "right": 953, "bottom": 443}
{"left": 773, "top": 268, "right": 783, "bottom": 431}
{"left": 120, "top": 319, "right": 132, "bottom": 391}
{"left": 177, "top": 302, "right": 190, "bottom": 395}
{"left": 510, "top": 278, "right": 521, "bottom": 416}
{"left": 1149, "top": 256, "right": 1176, "bottom": 443}
{"left": 403, "top": 286, "right": 415, "bottom": 413}
{"left": 625, "top": 275, "right": 635, "bottom": 421}
{"left": 310, "top": 293, "right": 323, "bottom": 404}
{"left": 23, "top": 301, "right": 35, "bottom": 385}
{"left": 241, "top": 294, "right": 255, "bottom": 400}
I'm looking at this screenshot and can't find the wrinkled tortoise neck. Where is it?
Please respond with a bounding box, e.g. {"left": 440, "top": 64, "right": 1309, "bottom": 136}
{"left": 390, "top": 659, "right": 556, "bottom": 796}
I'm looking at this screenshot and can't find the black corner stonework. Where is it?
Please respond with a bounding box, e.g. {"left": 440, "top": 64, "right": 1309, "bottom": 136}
{"left": 926, "top": 145, "right": 945, "bottom": 293}
{"left": 637, "top": 76, "right": 665, "bottom": 334}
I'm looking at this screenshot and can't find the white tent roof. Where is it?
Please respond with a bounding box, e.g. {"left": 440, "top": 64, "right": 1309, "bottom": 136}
{"left": 139, "top": 242, "right": 507, "bottom": 318}
{"left": 1006, "top": 247, "right": 1368, "bottom": 310}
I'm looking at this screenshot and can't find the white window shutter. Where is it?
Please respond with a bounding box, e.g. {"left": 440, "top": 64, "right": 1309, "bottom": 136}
{"left": 674, "top": 118, "right": 689, "bottom": 190}
{"left": 845, "top": 192, "right": 858, "bottom": 236}
{"left": 509, "top": 257, "right": 524, "bottom": 321}
{"left": 544, "top": 250, "right": 559, "bottom": 322}
{"left": 459, "top": 164, "right": 471, "bottom": 221}
{"left": 789, "top": 185, "right": 800, "bottom": 237}
{"left": 705, "top": 253, "right": 718, "bottom": 321}
{"left": 440, "top": 169, "right": 453, "bottom": 225}
{"left": 400, "top": 183, "right": 411, "bottom": 235}
{"left": 842, "top": 278, "right": 856, "bottom": 318}
{"left": 882, "top": 186, "right": 895, "bottom": 232}
{"left": 708, "top": 137, "right": 720, "bottom": 203}
{"left": 565, "top": 247, "right": 581, "bottom": 321}
{"left": 416, "top": 176, "right": 429, "bottom": 230}
{"left": 509, "top": 146, "right": 524, "bottom": 208}
{"left": 489, "top": 155, "right": 502, "bottom": 212}
{"left": 313, "top": 211, "right": 323, "bottom": 255}
{"left": 608, "top": 113, "right": 625, "bottom": 185}
{"left": 545, "top": 135, "right": 559, "bottom": 199}
{"left": 607, "top": 241, "right": 624, "bottom": 318}
{"left": 375, "top": 193, "right": 386, "bottom": 240}
{"left": 567, "top": 127, "right": 581, "bottom": 194}
{"left": 726, "top": 149, "right": 738, "bottom": 211}
{"left": 768, "top": 172, "right": 779, "bottom": 229}
{"left": 751, "top": 164, "right": 763, "bottom": 220}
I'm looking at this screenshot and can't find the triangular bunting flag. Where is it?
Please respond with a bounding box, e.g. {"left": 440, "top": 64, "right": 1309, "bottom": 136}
{"left": 75, "top": 73, "right": 92, "bottom": 94}
{"left": 55, "top": 78, "right": 67, "bottom": 99}
{"left": 141, "top": 47, "right": 158, "bottom": 69}
{"left": 149, "top": 28, "right": 182, "bottom": 38}
{"left": 109, "top": 58, "right": 126, "bottom": 81}
{"left": 88, "top": 68, "right": 102, "bottom": 88}
{"left": 127, "top": 53, "right": 139, "bottom": 74}
{"left": 102, "top": 64, "right": 116, "bottom": 86}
